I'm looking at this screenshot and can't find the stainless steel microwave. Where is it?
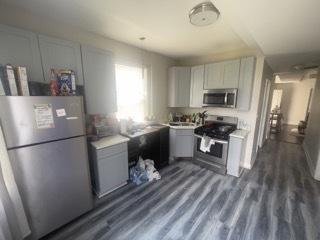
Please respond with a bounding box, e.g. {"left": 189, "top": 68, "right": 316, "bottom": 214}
{"left": 203, "top": 89, "right": 237, "bottom": 108}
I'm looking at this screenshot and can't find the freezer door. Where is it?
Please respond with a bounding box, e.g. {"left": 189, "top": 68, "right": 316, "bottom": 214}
{"left": 0, "top": 96, "right": 85, "bottom": 149}
{"left": 8, "top": 136, "right": 93, "bottom": 239}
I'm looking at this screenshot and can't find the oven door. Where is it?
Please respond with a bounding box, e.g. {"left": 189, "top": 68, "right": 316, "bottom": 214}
{"left": 193, "top": 135, "right": 228, "bottom": 166}
{"left": 202, "top": 89, "right": 237, "bottom": 108}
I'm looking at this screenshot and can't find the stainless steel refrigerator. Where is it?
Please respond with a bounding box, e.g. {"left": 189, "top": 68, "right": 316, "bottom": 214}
{"left": 0, "top": 96, "right": 93, "bottom": 239}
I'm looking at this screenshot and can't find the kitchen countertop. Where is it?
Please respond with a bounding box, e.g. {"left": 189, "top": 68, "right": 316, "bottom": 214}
{"left": 161, "top": 123, "right": 200, "bottom": 130}
{"left": 229, "top": 129, "right": 250, "bottom": 139}
{"left": 121, "top": 124, "right": 169, "bottom": 138}
{"left": 90, "top": 134, "right": 130, "bottom": 149}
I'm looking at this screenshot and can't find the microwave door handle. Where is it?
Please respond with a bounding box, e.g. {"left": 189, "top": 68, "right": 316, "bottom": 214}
{"left": 224, "top": 93, "right": 228, "bottom": 105}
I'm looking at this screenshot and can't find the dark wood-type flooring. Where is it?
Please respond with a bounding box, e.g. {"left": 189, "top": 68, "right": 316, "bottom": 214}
{"left": 44, "top": 139, "right": 320, "bottom": 240}
{"left": 269, "top": 124, "right": 304, "bottom": 145}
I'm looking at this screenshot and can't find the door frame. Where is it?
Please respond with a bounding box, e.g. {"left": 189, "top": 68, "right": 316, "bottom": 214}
{"left": 257, "top": 78, "right": 271, "bottom": 149}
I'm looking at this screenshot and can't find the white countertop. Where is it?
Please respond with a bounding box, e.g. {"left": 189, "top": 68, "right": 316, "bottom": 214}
{"left": 229, "top": 129, "right": 250, "bottom": 139}
{"left": 161, "top": 123, "right": 200, "bottom": 130}
{"left": 90, "top": 134, "right": 130, "bottom": 150}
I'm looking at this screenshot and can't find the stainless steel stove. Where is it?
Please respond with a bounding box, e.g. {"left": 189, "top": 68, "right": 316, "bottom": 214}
{"left": 193, "top": 115, "right": 238, "bottom": 174}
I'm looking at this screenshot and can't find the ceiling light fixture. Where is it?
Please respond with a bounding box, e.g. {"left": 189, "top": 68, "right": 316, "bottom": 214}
{"left": 189, "top": 2, "right": 220, "bottom": 26}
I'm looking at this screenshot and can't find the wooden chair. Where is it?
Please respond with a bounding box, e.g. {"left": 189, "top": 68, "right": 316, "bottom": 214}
{"left": 270, "top": 112, "right": 282, "bottom": 133}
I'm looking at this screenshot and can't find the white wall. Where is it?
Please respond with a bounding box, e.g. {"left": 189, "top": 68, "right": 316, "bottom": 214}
{"left": 174, "top": 50, "right": 272, "bottom": 169}
{"left": 303, "top": 73, "right": 320, "bottom": 180}
{"left": 272, "top": 78, "right": 316, "bottom": 125}
{"left": 0, "top": 4, "right": 176, "bottom": 122}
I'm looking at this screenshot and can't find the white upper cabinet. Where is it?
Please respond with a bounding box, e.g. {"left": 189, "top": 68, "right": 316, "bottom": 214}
{"left": 237, "top": 56, "right": 256, "bottom": 111}
{"left": 38, "top": 35, "right": 84, "bottom": 85}
{"left": 204, "top": 62, "right": 223, "bottom": 89}
{"left": 0, "top": 24, "right": 44, "bottom": 82}
{"left": 190, "top": 65, "right": 204, "bottom": 108}
{"left": 81, "top": 45, "right": 117, "bottom": 114}
{"left": 222, "top": 59, "right": 241, "bottom": 88}
{"left": 204, "top": 59, "right": 240, "bottom": 89}
{"left": 168, "top": 67, "right": 191, "bottom": 107}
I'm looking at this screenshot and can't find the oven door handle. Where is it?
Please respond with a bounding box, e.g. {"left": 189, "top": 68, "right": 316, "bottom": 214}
{"left": 194, "top": 134, "right": 228, "bottom": 144}
{"left": 224, "top": 92, "right": 228, "bottom": 105}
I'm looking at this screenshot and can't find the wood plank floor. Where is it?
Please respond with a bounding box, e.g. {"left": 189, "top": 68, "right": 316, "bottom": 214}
{"left": 44, "top": 140, "right": 320, "bottom": 240}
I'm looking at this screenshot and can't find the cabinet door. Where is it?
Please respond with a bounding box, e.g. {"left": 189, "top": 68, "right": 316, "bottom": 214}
{"left": 38, "top": 35, "right": 84, "bottom": 85}
{"left": 168, "top": 67, "right": 190, "bottom": 107}
{"left": 81, "top": 45, "right": 117, "bottom": 114}
{"left": 0, "top": 24, "right": 43, "bottom": 82}
{"left": 204, "top": 62, "right": 223, "bottom": 89}
{"left": 177, "top": 67, "right": 191, "bottom": 107}
{"left": 190, "top": 65, "right": 204, "bottom": 108}
{"left": 96, "top": 151, "right": 128, "bottom": 194}
{"left": 168, "top": 67, "right": 178, "bottom": 107}
{"left": 222, "top": 59, "right": 240, "bottom": 88}
{"left": 237, "top": 56, "right": 256, "bottom": 111}
{"left": 175, "top": 135, "right": 194, "bottom": 157}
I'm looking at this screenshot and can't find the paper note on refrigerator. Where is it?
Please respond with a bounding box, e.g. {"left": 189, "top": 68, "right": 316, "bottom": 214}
{"left": 34, "top": 104, "right": 55, "bottom": 129}
{"left": 56, "top": 108, "right": 66, "bottom": 117}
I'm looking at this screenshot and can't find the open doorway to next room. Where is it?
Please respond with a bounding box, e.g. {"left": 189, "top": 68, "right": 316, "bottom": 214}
{"left": 268, "top": 71, "right": 316, "bottom": 144}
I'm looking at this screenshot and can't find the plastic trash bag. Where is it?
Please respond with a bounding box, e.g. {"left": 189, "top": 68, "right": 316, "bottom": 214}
{"left": 129, "top": 157, "right": 161, "bottom": 185}
{"left": 144, "top": 159, "right": 161, "bottom": 181}
{"left": 129, "top": 165, "right": 148, "bottom": 185}
{"left": 136, "top": 157, "right": 146, "bottom": 170}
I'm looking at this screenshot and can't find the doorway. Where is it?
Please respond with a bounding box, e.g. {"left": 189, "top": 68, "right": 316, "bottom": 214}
{"left": 267, "top": 77, "right": 316, "bottom": 144}
{"left": 257, "top": 78, "right": 271, "bottom": 149}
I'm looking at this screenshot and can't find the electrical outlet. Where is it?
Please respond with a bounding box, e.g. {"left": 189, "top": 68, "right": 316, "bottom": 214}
{"left": 238, "top": 119, "right": 250, "bottom": 131}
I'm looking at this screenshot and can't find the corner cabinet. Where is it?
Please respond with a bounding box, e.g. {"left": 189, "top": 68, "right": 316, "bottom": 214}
{"left": 38, "top": 35, "right": 84, "bottom": 85}
{"left": 190, "top": 65, "right": 204, "bottom": 108}
{"left": 168, "top": 66, "right": 191, "bottom": 107}
{"left": 237, "top": 56, "right": 256, "bottom": 111}
{"left": 204, "top": 59, "right": 240, "bottom": 89}
{"left": 0, "top": 24, "right": 44, "bottom": 82}
{"left": 81, "top": 45, "right": 117, "bottom": 114}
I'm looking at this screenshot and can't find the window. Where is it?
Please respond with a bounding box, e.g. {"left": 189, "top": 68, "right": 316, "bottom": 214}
{"left": 115, "top": 64, "right": 149, "bottom": 122}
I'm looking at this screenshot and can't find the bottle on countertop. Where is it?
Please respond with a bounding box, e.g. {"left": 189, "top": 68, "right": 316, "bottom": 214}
{"left": 168, "top": 112, "right": 173, "bottom": 122}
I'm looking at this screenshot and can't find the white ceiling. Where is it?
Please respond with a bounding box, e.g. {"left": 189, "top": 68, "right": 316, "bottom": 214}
{"left": 2, "top": 0, "right": 320, "bottom": 72}
{"left": 213, "top": 0, "right": 320, "bottom": 72}
{"left": 0, "top": 0, "right": 248, "bottom": 58}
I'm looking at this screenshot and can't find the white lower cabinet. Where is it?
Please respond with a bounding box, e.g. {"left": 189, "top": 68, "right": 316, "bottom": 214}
{"left": 169, "top": 128, "right": 194, "bottom": 160}
{"left": 90, "top": 141, "right": 129, "bottom": 198}
{"left": 227, "top": 130, "right": 249, "bottom": 177}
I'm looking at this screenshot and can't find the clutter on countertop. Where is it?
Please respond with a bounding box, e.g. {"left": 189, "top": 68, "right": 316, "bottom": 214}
{"left": 129, "top": 157, "right": 161, "bottom": 185}
{"left": 86, "top": 114, "right": 119, "bottom": 141}
{"left": 118, "top": 117, "right": 169, "bottom": 138}
{"left": 168, "top": 111, "right": 207, "bottom": 125}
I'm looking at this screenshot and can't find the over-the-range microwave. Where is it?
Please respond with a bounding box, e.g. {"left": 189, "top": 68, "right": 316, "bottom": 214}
{"left": 202, "top": 89, "right": 237, "bottom": 108}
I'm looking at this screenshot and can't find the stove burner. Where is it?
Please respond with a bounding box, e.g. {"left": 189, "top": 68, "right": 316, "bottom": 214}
{"left": 194, "top": 122, "right": 236, "bottom": 140}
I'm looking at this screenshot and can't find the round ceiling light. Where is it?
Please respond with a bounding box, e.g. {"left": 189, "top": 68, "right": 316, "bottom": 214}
{"left": 189, "top": 2, "right": 220, "bottom": 26}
